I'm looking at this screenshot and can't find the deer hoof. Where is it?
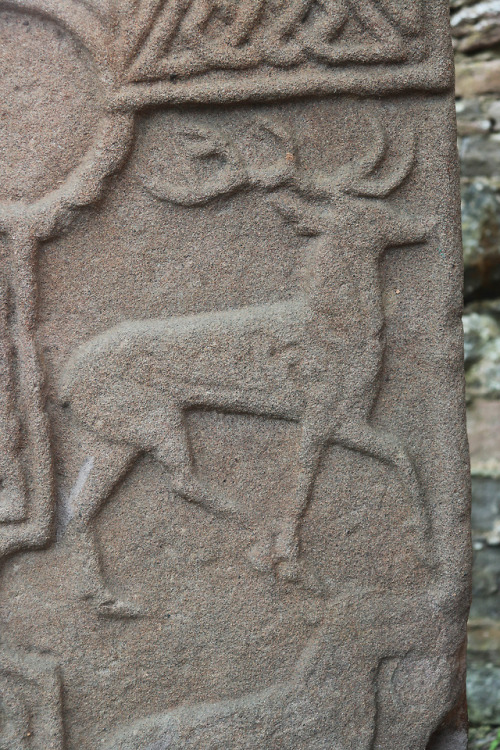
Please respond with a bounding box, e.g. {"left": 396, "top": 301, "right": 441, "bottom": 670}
{"left": 276, "top": 559, "right": 325, "bottom": 597}
{"left": 299, "top": 569, "right": 326, "bottom": 597}
{"left": 214, "top": 495, "right": 238, "bottom": 519}
{"left": 275, "top": 559, "right": 300, "bottom": 582}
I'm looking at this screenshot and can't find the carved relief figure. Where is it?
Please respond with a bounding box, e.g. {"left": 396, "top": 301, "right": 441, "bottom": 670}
{"left": 0, "top": 0, "right": 434, "bottom": 568}
{"left": 102, "top": 591, "right": 462, "bottom": 750}
{"left": 0, "top": 4, "right": 466, "bottom": 749}
{"left": 59, "top": 118, "right": 433, "bottom": 617}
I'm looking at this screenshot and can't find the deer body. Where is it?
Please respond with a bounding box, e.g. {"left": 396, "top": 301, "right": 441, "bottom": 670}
{"left": 57, "top": 119, "right": 434, "bottom": 616}
{"left": 60, "top": 187, "right": 430, "bottom": 616}
{"left": 62, "top": 298, "right": 311, "bottom": 443}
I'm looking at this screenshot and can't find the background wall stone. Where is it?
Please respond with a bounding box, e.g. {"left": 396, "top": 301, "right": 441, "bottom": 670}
{"left": 452, "top": 2, "right": 500, "bottom": 745}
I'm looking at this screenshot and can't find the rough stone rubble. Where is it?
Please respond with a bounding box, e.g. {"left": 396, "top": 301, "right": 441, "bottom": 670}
{"left": 452, "top": 0, "right": 500, "bottom": 742}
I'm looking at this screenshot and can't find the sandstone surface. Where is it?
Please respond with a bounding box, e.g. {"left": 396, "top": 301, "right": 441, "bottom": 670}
{"left": 0, "top": 2, "right": 469, "bottom": 748}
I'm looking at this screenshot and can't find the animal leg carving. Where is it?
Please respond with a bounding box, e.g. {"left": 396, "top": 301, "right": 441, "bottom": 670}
{"left": 154, "top": 409, "right": 240, "bottom": 521}
{"left": 64, "top": 435, "right": 142, "bottom": 619}
{"left": 247, "top": 426, "right": 324, "bottom": 593}
{"left": 276, "top": 429, "right": 323, "bottom": 582}
{"left": 331, "top": 420, "right": 421, "bottom": 508}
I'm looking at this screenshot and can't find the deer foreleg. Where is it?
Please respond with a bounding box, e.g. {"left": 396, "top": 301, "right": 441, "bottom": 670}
{"left": 331, "top": 420, "right": 422, "bottom": 509}
{"left": 63, "top": 435, "right": 141, "bottom": 618}
{"left": 274, "top": 429, "right": 324, "bottom": 578}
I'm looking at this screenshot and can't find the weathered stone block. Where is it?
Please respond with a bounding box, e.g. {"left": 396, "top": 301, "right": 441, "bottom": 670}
{"left": 0, "top": 2, "right": 470, "bottom": 748}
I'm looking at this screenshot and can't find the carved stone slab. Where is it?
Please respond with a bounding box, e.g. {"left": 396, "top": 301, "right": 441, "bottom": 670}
{"left": 0, "top": 2, "right": 470, "bottom": 748}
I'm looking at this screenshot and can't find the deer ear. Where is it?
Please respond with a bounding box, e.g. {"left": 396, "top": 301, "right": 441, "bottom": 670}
{"left": 268, "top": 194, "right": 323, "bottom": 236}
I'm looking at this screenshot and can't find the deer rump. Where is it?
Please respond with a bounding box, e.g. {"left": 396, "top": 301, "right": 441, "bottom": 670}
{"left": 59, "top": 298, "right": 345, "bottom": 445}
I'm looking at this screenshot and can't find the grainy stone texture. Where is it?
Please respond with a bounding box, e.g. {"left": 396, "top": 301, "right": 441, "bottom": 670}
{"left": 0, "top": 2, "right": 470, "bottom": 749}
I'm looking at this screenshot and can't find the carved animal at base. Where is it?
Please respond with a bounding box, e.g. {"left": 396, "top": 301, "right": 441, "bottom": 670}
{"left": 102, "top": 592, "right": 463, "bottom": 750}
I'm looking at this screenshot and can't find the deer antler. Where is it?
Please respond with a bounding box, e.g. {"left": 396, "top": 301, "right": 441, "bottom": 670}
{"left": 346, "top": 128, "right": 417, "bottom": 198}
{"left": 139, "top": 124, "right": 249, "bottom": 206}
{"left": 287, "top": 116, "right": 386, "bottom": 200}
{"left": 246, "top": 119, "right": 298, "bottom": 190}
{"left": 282, "top": 117, "right": 415, "bottom": 201}
{"left": 137, "top": 118, "right": 300, "bottom": 206}
{"left": 348, "top": 118, "right": 388, "bottom": 179}
{"left": 135, "top": 115, "right": 415, "bottom": 208}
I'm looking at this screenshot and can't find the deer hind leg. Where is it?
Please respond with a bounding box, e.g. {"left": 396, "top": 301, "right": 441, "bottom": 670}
{"left": 63, "top": 433, "right": 142, "bottom": 619}
{"left": 153, "top": 406, "right": 239, "bottom": 520}
{"left": 278, "top": 430, "right": 323, "bottom": 573}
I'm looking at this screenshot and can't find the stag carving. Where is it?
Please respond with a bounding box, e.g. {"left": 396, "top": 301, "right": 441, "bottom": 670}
{"left": 59, "top": 118, "right": 433, "bottom": 618}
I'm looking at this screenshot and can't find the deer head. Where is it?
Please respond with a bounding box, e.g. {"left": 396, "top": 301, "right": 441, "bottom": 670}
{"left": 264, "top": 115, "right": 418, "bottom": 243}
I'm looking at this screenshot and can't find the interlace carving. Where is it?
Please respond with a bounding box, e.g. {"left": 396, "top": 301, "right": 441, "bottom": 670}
{"left": 6, "top": 0, "right": 447, "bottom": 106}
{"left": 93, "top": 0, "right": 423, "bottom": 80}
